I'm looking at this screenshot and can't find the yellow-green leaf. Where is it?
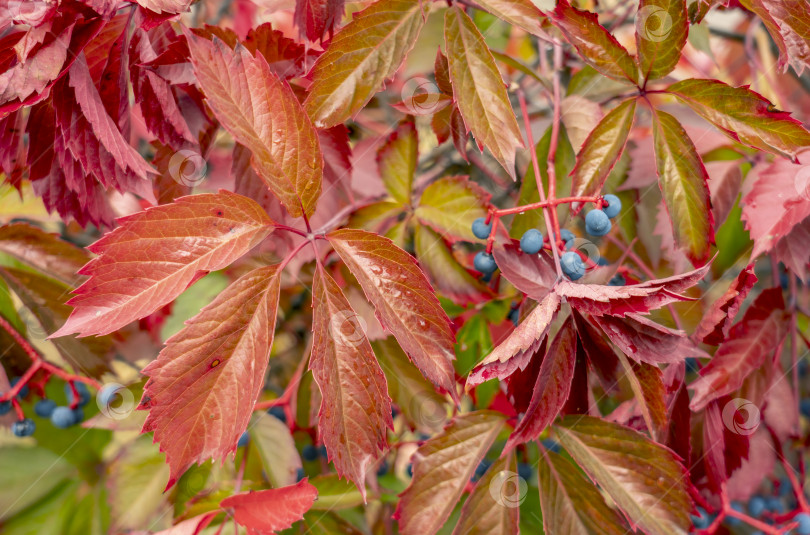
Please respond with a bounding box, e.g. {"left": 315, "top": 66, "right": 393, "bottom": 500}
{"left": 379, "top": 120, "right": 417, "bottom": 205}
{"left": 415, "top": 176, "right": 490, "bottom": 241}
{"left": 636, "top": 0, "right": 688, "bottom": 82}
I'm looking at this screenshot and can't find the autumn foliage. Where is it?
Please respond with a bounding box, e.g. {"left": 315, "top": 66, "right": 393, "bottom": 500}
{"left": 3, "top": 0, "right": 810, "bottom": 534}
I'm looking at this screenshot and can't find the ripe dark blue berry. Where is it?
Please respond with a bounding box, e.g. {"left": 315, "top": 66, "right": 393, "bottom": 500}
{"left": 10, "top": 378, "right": 29, "bottom": 398}
{"left": 519, "top": 229, "right": 543, "bottom": 254}
{"left": 517, "top": 463, "right": 532, "bottom": 481}
{"left": 12, "top": 418, "right": 35, "bottom": 437}
{"left": 473, "top": 459, "right": 491, "bottom": 481}
{"left": 65, "top": 382, "right": 91, "bottom": 407}
{"left": 691, "top": 507, "right": 711, "bottom": 529}
{"left": 35, "top": 399, "right": 57, "bottom": 418}
{"left": 472, "top": 217, "right": 492, "bottom": 239}
{"left": 296, "top": 467, "right": 306, "bottom": 481}
{"left": 376, "top": 459, "right": 389, "bottom": 476}
{"left": 473, "top": 252, "right": 497, "bottom": 275}
{"left": 237, "top": 431, "right": 249, "bottom": 448}
{"left": 801, "top": 399, "right": 810, "bottom": 418}
{"left": 726, "top": 502, "right": 743, "bottom": 526}
{"left": 796, "top": 512, "right": 810, "bottom": 535}
{"left": 608, "top": 274, "right": 626, "bottom": 286}
{"left": 602, "top": 194, "right": 621, "bottom": 218}
{"left": 765, "top": 496, "right": 784, "bottom": 513}
{"left": 51, "top": 406, "right": 78, "bottom": 428}
{"left": 560, "top": 251, "right": 586, "bottom": 280}
{"left": 268, "top": 406, "right": 286, "bottom": 423}
{"left": 302, "top": 444, "right": 319, "bottom": 461}
{"left": 541, "top": 439, "right": 561, "bottom": 453}
{"left": 585, "top": 209, "right": 611, "bottom": 236}
{"left": 508, "top": 307, "right": 519, "bottom": 327}
{"left": 406, "top": 463, "right": 414, "bottom": 477}
{"left": 748, "top": 496, "right": 765, "bottom": 517}
{"left": 597, "top": 257, "right": 610, "bottom": 266}
{"left": 559, "top": 229, "right": 575, "bottom": 249}
{"left": 0, "top": 400, "right": 11, "bottom": 415}
{"left": 72, "top": 407, "right": 84, "bottom": 423}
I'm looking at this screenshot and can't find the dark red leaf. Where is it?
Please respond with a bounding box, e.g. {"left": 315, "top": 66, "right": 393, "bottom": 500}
{"left": 294, "top": 0, "right": 346, "bottom": 42}
{"left": 493, "top": 243, "right": 557, "bottom": 301}
{"left": 694, "top": 265, "right": 757, "bottom": 345}
{"left": 594, "top": 313, "right": 707, "bottom": 365}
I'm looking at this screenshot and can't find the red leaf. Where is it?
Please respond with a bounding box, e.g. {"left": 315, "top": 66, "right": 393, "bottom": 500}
{"left": 506, "top": 317, "right": 577, "bottom": 450}
{"left": 310, "top": 266, "right": 392, "bottom": 499}
{"left": 694, "top": 265, "right": 757, "bottom": 345}
{"left": 690, "top": 288, "right": 789, "bottom": 410}
{"left": 220, "top": 479, "right": 318, "bottom": 534}
{"left": 327, "top": 229, "right": 457, "bottom": 396}
{"left": 549, "top": 0, "right": 639, "bottom": 84}
{"left": 741, "top": 0, "right": 810, "bottom": 75}
{"left": 467, "top": 291, "right": 561, "bottom": 387}
{"left": 294, "top": 0, "right": 346, "bottom": 42}
{"left": 0, "top": 24, "right": 72, "bottom": 107}
{"left": 594, "top": 313, "right": 707, "bottom": 365}
{"left": 616, "top": 351, "right": 668, "bottom": 442}
{"left": 493, "top": 243, "right": 557, "bottom": 301}
{"left": 53, "top": 191, "right": 274, "bottom": 338}
{"left": 741, "top": 157, "right": 810, "bottom": 259}
{"left": 555, "top": 261, "right": 710, "bottom": 316}
{"left": 153, "top": 513, "right": 219, "bottom": 535}
{"left": 505, "top": 337, "right": 547, "bottom": 414}
{"left": 702, "top": 399, "right": 750, "bottom": 491}
{"left": 186, "top": 32, "right": 323, "bottom": 218}
{"left": 136, "top": 0, "right": 192, "bottom": 14}
{"left": 773, "top": 215, "right": 810, "bottom": 278}
{"left": 140, "top": 264, "right": 282, "bottom": 486}
{"left": 572, "top": 310, "right": 619, "bottom": 393}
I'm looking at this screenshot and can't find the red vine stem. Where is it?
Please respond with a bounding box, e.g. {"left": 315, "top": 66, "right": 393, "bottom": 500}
{"left": 492, "top": 196, "right": 602, "bottom": 217}
{"left": 0, "top": 315, "right": 102, "bottom": 403}
{"left": 517, "top": 89, "right": 562, "bottom": 277}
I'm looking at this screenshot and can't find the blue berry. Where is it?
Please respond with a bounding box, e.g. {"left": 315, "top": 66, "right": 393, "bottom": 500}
{"left": 12, "top": 418, "right": 35, "bottom": 437}
{"left": 237, "top": 431, "right": 249, "bottom": 448}
{"left": 517, "top": 463, "right": 532, "bottom": 481}
{"left": 302, "top": 444, "right": 319, "bottom": 461}
{"left": 406, "top": 463, "right": 413, "bottom": 477}
{"left": 726, "top": 502, "right": 743, "bottom": 526}
{"left": 519, "top": 229, "right": 544, "bottom": 255}
{"left": 691, "top": 507, "right": 711, "bottom": 529}
{"left": 541, "top": 439, "right": 561, "bottom": 453}
{"left": 10, "top": 378, "right": 29, "bottom": 398}
{"left": 508, "top": 308, "right": 519, "bottom": 327}
{"left": 796, "top": 512, "right": 810, "bottom": 535}
{"left": 268, "top": 406, "right": 286, "bottom": 423}
{"left": 319, "top": 445, "right": 328, "bottom": 458}
{"left": 602, "top": 194, "right": 621, "bottom": 218}
{"left": 685, "top": 358, "right": 700, "bottom": 373}
{"left": 608, "top": 274, "right": 626, "bottom": 286}
{"left": 472, "top": 218, "right": 492, "bottom": 239}
{"left": 597, "top": 257, "right": 610, "bottom": 266}
{"left": 72, "top": 407, "right": 84, "bottom": 424}
{"left": 34, "top": 399, "right": 57, "bottom": 418}
{"left": 473, "top": 252, "right": 497, "bottom": 275}
{"left": 559, "top": 229, "right": 575, "bottom": 249}
{"left": 51, "top": 406, "right": 78, "bottom": 428}
{"left": 801, "top": 399, "right": 810, "bottom": 418}
{"left": 779, "top": 476, "right": 792, "bottom": 497}
{"left": 473, "top": 459, "right": 491, "bottom": 481}
{"left": 0, "top": 400, "right": 11, "bottom": 415}
{"left": 748, "top": 496, "right": 766, "bottom": 517}
{"left": 765, "top": 496, "right": 784, "bottom": 513}
{"left": 65, "top": 383, "right": 91, "bottom": 407}
{"left": 560, "top": 251, "right": 586, "bottom": 281}
{"left": 585, "top": 209, "right": 612, "bottom": 237}
{"left": 296, "top": 468, "right": 306, "bottom": 481}
{"left": 377, "top": 459, "right": 389, "bottom": 476}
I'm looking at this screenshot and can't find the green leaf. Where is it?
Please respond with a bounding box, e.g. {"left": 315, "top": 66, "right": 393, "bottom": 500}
{"left": 414, "top": 224, "right": 491, "bottom": 306}
{"left": 373, "top": 336, "right": 450, "bottom": 433}
{"left": 303, "top": 512, "right": 364, "bottom": 534}
{"left": 308, "top": 474, "right": 365, "bottom": 511}
{"left": 570, "top": 99, "right": 636, "bottom": 200}
{"left": 0, "top": 446, "right": 75, "bottom": 521}
{"left": 348, "top": 201, "right": 405, "bottom": 232}
{"left": 249, "top": 411, "right": 303, "bottom": 488}
{"left": 537, "top": 449, "right": 628, "bottom": 535}
{"left": 635, "top": 0, "right": 688, "bottom": 82}
{"left": 444, "top": 6, "right": 524, "bottom": 179}
{"left": 304, "top": 0, "right": 428, "bottom": 128}
{"left": 473, "top": 0, "right": 550, "bottom": 39}
{"left": 379, "top": 120, "right": 418, "bottom": 205}
{"left": 667, "top": 78, "right": 810, "bottom": 160}
{"left": 452, "top": 454, "right": 519, "bottom": 535}
{"left": 395, "top": 411, "right": 507, "bottom": 535}
{"left": 651, "top": 109, "right": 713, "bottom": 265}
{"left": 512, "top": 125, "right": 576, "bottom": 239}
{"left": 107, "top": 436, "right": 170, "bottom": 532}
{"left": 554, "top": 416, "right": 692, "bottom": 535}
{"left": 550, "top": 0, "right": 639, "bottom": 84}
{"left": 186, "top": 33, "right": 322, "bottom": 217}
{"left": 416, "top": 176, "right": 490, "bottom": 241}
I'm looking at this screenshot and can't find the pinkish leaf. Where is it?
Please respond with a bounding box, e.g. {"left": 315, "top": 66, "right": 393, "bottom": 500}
{"left": 493, "top": 242, "right": 557, "bottom": 302}
{"left": 294, "top": 0, "right": 346, "bottom": 42}
{"left": 140, "top": 265, "right": 282, "bottom": 486}
{"left": 136, "top": 0, "right": 191, "bottom": 14}
{"left": 220, "top": 479, "right": 318, "bottom": 534}
{"left": 310, "top": 266, "right": 392, "bottom": 499}
{"left": 53, "top": 191, "right": 274, "bottom": 338}
{"left": 593, "top": 313, "right": 707, "bottom": 365}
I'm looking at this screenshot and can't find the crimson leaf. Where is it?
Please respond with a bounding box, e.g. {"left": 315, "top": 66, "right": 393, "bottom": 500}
{"left": 220, "top": 479, "right": 318, "bottom": 534}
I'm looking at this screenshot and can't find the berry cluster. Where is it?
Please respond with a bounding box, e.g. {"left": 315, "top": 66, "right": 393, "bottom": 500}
{"left": 3, "top": 380, "right": 93, "bottom": 437}
{"left": 472, "top": 194, "right": 622, "bottom": 282}
{"left": 691, "top": 486, "right": 810, "bottom": 533}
